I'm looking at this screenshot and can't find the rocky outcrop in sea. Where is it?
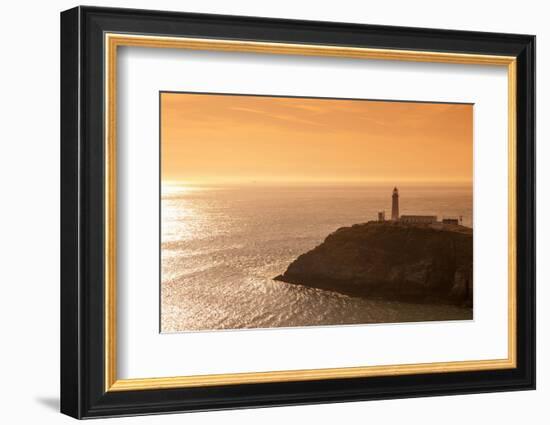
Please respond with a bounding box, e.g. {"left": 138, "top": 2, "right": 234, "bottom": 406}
{"left": 275, "top": 221, "right": 473, "bottom": 306}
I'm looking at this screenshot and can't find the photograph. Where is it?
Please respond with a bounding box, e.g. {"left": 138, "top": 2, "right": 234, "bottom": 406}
{"left": 58, "top": 4, "right": 536, "bottom": 419}
{"left": 160, "top": 92, "right": 474, "bottom": 332}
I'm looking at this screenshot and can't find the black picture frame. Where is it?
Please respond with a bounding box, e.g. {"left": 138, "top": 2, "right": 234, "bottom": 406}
{"left": 61, "top": 5, "right": 535, "bottom": 419}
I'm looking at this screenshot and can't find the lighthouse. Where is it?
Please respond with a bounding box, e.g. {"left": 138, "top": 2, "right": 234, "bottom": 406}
{"left": 391, "top": 187, "right": 399, "bottom": 221}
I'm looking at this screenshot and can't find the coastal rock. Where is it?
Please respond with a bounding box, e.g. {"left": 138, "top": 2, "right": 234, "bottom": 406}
{"left": 275, "top": 222, "right": 473, "bottom": 306}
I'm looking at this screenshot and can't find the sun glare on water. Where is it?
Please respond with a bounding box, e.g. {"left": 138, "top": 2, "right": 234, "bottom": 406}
{"left": 162, "top": 183, "right": 204, "bottom": 196}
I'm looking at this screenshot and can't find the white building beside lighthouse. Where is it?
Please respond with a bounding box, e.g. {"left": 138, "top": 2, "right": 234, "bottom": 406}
{"left": 377, "top": 187, "right": 458, "bottom": 225}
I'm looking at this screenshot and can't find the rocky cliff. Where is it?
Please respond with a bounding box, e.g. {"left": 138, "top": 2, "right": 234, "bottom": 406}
{"left": 275, "top": 222, "right": 473, "bottom": 306}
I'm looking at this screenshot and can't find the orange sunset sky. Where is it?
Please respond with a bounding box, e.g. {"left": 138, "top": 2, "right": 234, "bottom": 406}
{"left": 161, "top": 92, "right": 472, "bottom": 185}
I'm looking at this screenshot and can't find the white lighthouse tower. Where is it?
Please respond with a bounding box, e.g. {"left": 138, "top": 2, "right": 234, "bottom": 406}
{"left": 391, "top": 187, "right": 399, "bottom": 221}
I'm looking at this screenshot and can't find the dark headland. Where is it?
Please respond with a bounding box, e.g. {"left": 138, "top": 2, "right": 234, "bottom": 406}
{"left": 275, "top": 221, "right": 473, "bottom": 307}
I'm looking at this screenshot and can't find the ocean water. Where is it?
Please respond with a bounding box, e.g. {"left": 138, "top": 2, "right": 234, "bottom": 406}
{"left": 161, "top": 184, "right": 473, "bottom": 332}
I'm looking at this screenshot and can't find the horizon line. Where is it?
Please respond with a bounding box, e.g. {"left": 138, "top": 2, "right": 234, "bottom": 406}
{"left": 162, "top": 180, "right": 473, "bottom": 186}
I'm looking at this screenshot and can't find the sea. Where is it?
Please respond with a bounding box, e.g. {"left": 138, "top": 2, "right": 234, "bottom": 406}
{"left": 161, "top": 184, "right": 473, "bottom": 332}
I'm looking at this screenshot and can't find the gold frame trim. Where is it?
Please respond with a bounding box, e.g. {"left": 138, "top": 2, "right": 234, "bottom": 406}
{"left": 104, "top": 33, "right": 518, "bottom": 392}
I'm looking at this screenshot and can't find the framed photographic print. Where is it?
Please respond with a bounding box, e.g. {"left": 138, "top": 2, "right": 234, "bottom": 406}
{"left": 60, "top": 6, "right": 535, "bottom": 419}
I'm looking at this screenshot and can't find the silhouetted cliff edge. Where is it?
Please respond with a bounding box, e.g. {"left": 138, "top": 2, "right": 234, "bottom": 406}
{"left": 275, "top": 222, "right": 473, "bottom": 306}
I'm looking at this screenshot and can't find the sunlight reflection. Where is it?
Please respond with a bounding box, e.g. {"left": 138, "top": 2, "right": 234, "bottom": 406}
{"left": 162, "top": 183, "right": 203, "bottom": 196}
